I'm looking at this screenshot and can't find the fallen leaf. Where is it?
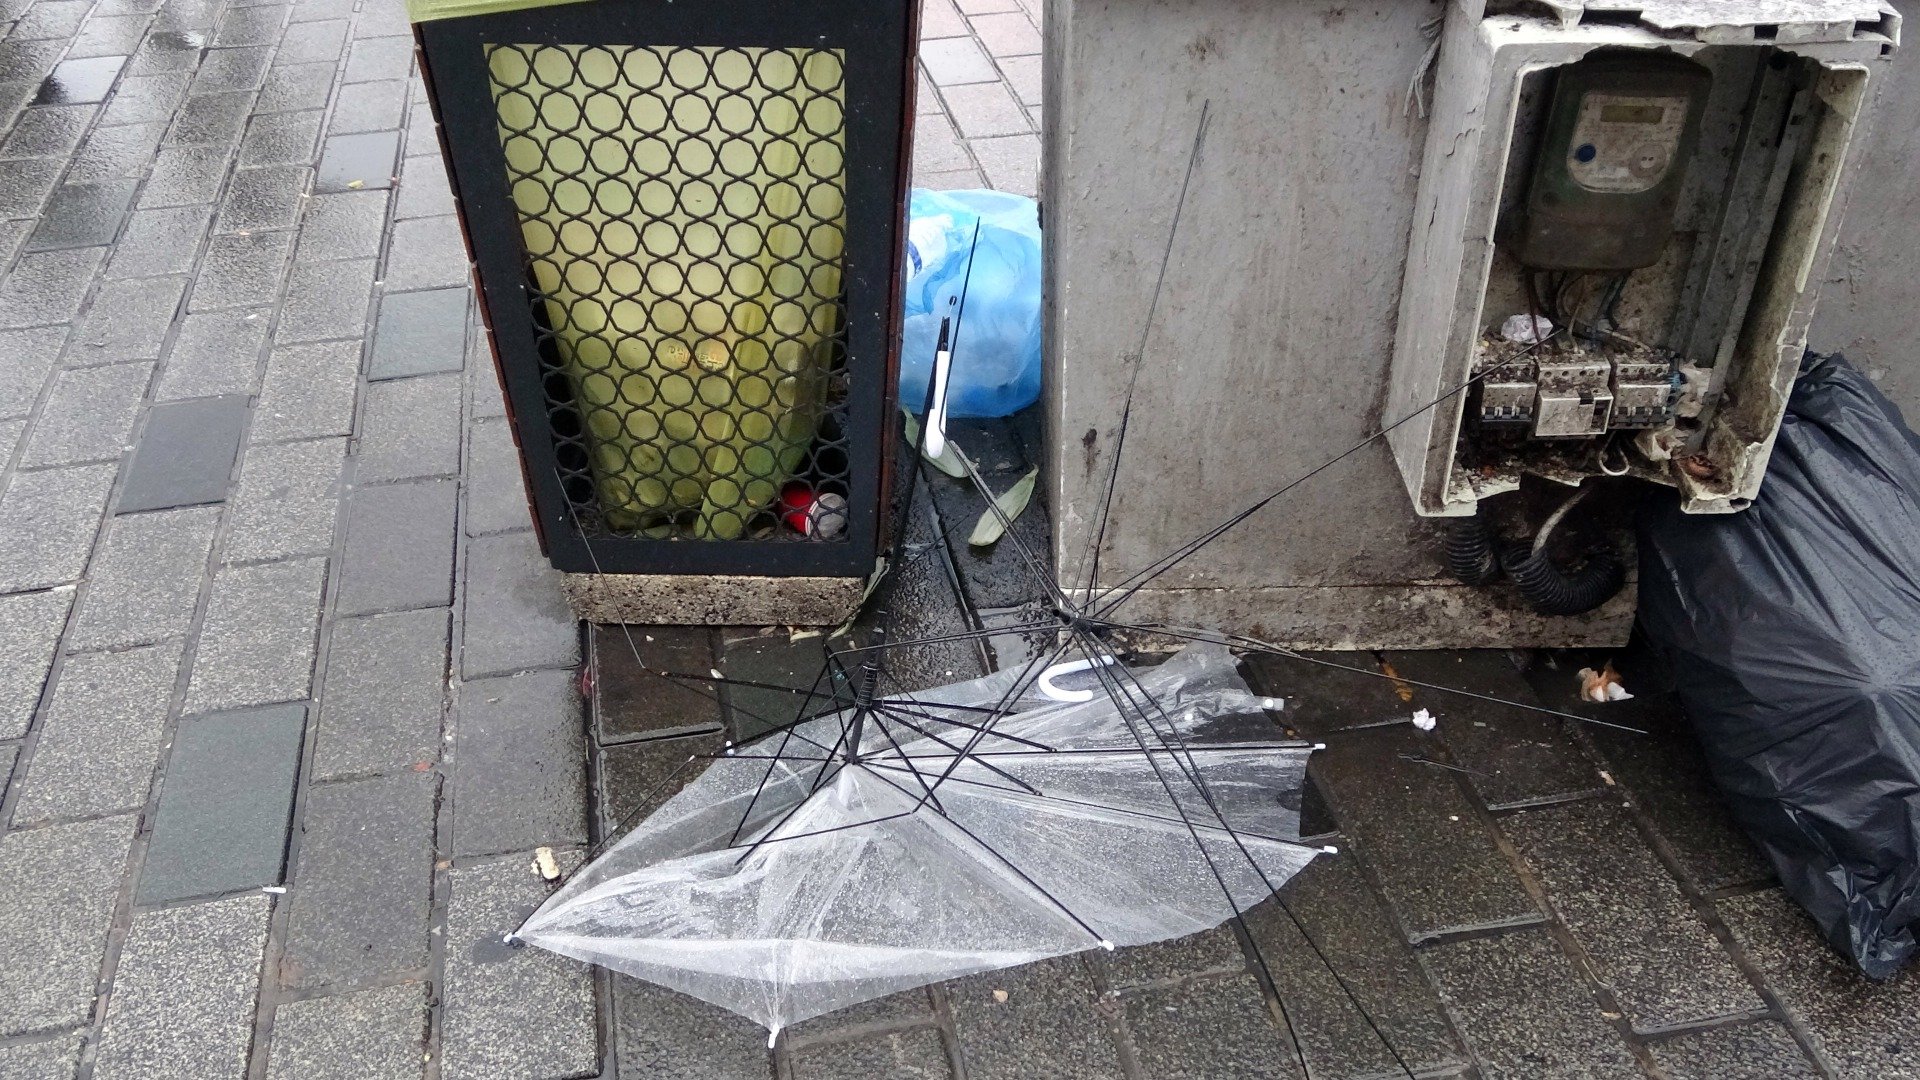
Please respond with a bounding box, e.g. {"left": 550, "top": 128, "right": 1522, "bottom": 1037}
{"left": 968, "top": 467, "right": 1038, "bottom": 547}
{"left": 991, "top": 989, "right": 1009, "bottom": 1003}
{"left": 900, "top": 410, "right": 967, "bottom": 478}
{"left": 346, "top": 178, "right": 365, "bottom": 189}
{"left": 1379, "top": 659, "right": 1416, "bottom": 702}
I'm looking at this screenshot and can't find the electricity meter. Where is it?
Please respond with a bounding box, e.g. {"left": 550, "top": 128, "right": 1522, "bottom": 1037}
{"left": 1514, "top": 51, "right": 1712, "bottom": 270}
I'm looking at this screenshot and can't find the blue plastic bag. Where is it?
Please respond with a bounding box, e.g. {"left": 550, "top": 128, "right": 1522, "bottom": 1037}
{"left": 901, "top": 189, "right": 1042, "bottom": 419}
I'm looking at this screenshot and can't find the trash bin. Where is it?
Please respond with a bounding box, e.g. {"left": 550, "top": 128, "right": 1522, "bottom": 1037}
{"left": 410, "top": 0, "right": 918, "bottom": 624}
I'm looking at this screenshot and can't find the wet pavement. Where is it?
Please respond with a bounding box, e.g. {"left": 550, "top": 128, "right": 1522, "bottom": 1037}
{"left": 0, "top": 0, "right": 1914, "bottom": 1075}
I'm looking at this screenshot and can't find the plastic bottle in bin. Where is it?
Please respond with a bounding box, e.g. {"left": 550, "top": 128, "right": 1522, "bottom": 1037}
{"left": 900, "top": 189, "right": 1042, "bottom": 419}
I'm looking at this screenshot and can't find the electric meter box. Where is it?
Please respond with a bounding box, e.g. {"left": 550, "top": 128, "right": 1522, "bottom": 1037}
{"left": 1386, "top": 3, "right": 1895, "bottom": 519}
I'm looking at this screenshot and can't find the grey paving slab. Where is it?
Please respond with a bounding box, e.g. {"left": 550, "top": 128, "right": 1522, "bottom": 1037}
{"left": 948, "top": 955, "right": 1126, "bottom": 1079}
{"left": 238, "top": 107, "right": 322, "bottom": 167}
{"left": 91, "top": 894, "right": 270, "bottom": 1080}
{"left": 590, "top": 624, "right": 723, "bottom": 742}
{"left": 69, "top": 273, "right": 187, "bottom": 359}
{"left": 0, "top": 156, "right": 61, "bottom": 217}
{"left": 288, "top": 0, "right": 355, "bottom": 20}
{"left": 184, "top": 557, "right": 327, "bottom": 712}
{"left": 0, "top": 326, "right": 64, "bottom": 419}
{"left": 1649, "top": 1021, "right": 1819, "bottom": 1078}
{"left": 138, "top": 145, "right": 230, "bottom": 207}
{"left": 919, "top": 0, "right": 966, "bottom": 36}
{"left": 460, "top": 529, "right": 577, "bottom": 679}
{"left": 10, "top": 1, "right": 88, "bottom": 40}
{"left": 0, "top": 40, "right": 65, "bottom": 82}
{"left": 273, "top": 17, "right": 346, "bottom": 66}
{"left": 296, "top": 188, "right": 389, "bottom": 261}
{"left": 1308, "top": 724, "right": 1540, "bottom": 942}
{"left": 0, "top": 416, "right": 20, "bottom": 464}
{"left": 355, "top": 372, "right": 460, "bottom": 480}
{"left": 118, "top": 394, "right": 249, "bottom": 511}
{"left": 343, "top": 35, "right": 409, "bottom": 83}
{"left": 1123, "top": 974, "right": 1301, "bottom": 1080}
{"left": 331, "top": 77, "right": 403, "bottom": 133}
{"left": 192, "top": 230, "right": 293, "bottom": 311}
{"left": 254, "top": 339, "right": 360, "bottom": 442}
{"left": 1507, "top": 799, "right": 1759, "bottom": 1030}
{"left": 335, "top": 478, "right": 455, "bottom": 616}
{"left": 0, "top": 248, "right": 104, "bottom": 328}
{"left": 1720, "top": 888, "right": 1920, "bottom": 1076}
{"left": 970, "top": 133, "right": 1039, "bottom": 197}
{"left": 212, "top": 2, "right": 286, "bottom": 46}
{"left": 0, "top": 743, "right": 15, "bottom": 792}
{"left": 920, "top": 36, "right": 998, "bottom": 86}
{"left": 35, "top": 56, "right": 125, "bottom": 106}
{"left": 393, "top": 149, "right": 454, "bottom": 219}
{"left": 223, "top": 435, "right": 346, "bottom": 562}
{"left": 266, "top": 981, "right": 430, "bottom": 1080}
{"left": 1103, "top": 924, "right": 1244, "bottom": 990}
{"left": 217, "top": 164, "right": 310, "bottom": 231}
{"left": 998, "top": 54, "right": 1040, "bottom": 106}
{"left": 0, "top": 103, "right": 94, "bottom": 158}
{"left": 190, "top": 44, "right": 272, "bottom": 93}
{"left": 314, "top": 128, "right": 398, "bottom": 191}
{"left": 369, "top": 286, "right": 466, "bottom": 380}
{"left": 165, "top": 88, "right": 252, "bottom": 147}
{"left": 278, "top": 255, "right": 376, "bottom": 342}
{"left": 313, "top": 606, "right": 447, "bottom": 779}
{"left": 0, "top": 463, "right": 117, "bottom": 593}
{"left": 282, "top": 771, "right": 436, "bottom": 987}
{"left": 138, "top": 703, "right": 306, "bottom": 902}
{"left": 0, "top": 1031, "right": 83, "bottom": 1078}
{"left": 941, "top": 81, "right": 1029, "bottom": 139}
{"left": 0, "top": 218, "right": 26, "bottom": 268}
{"left": 122, "top": 30, "right": 201, "bottom": 77}
{"left": 68, "top": 120, "right": 166, "bottom": 181}
{"left": 1422, "top": 928, "right": 1639, "bottom": 1079}
{"left": 13, "top": 641, "right": 182, "bottom": 822}
{"left": 68, "top": 14, "right": 149, "bottom": 59}
{"left": 0, "top": 813, "right": 135, "bottom": 1036}
{"left": 597, "top": 732, "right": 724, "bottom": 837}
{"left": 73, "top": 504, "right": 219, "bottom": 649}
{"left": 451, "top": 670, "right": 586, "bottom": 856}
{"left": 355, "top": 0, "right": 408, "bottom": 35}
{"left": 611, "top": 974, "right": 771, "bottom": 1080}
{"left": 256, "top": 59, "right": 333, "bottom": 112}
{"left": 718, "top": 631, "right": 830, "bottom": 741}
{"left": 463, "top": 415, "right": 529, "bottom": 537}
{"left": 384, "top": 213, "right": 467, "bottom": 290}
{"left": 788, "top": 1026, "right": 950, "bottom": 1080}
{"left": 1242, "top": 854, "right": 1467, "bottom": 1078}
{"left": 0, "top": 588, "right": 72, "bottom": 738}
{"left": 442, "top": 855, "right": 597, "bottom": 1080}
{"left": 20, "top": 360, "right": 153, "bottom": 467}
{"left": 103, "top": 203, "right": 209, "bottom": 277}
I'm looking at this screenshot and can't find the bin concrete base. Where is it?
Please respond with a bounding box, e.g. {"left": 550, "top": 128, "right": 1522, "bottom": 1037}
{"left": 562, "top": 572, "right": 867, "bottom": 626}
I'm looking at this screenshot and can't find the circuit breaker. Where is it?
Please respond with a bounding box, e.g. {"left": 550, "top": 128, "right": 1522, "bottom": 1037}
{"left": 1386, "top": 1, "right": 1893, "bottom": 518}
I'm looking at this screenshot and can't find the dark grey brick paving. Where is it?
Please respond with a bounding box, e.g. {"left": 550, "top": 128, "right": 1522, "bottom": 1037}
{"left": 265, "top": 981, "right": 430, "bottom": 1080}
{"left": 335, "top": 477, "right": 455, "bottom": 615}
{"left": 255, "top": 59, "right": 331, "bottom": 111}
{"left": 278, "top": 254, "right": 375, "bottom": 341}
{"left": 460, "top": 529, "right": 577, "bottom": 679}
{"left": 948, "top": 956, "right": 1126, "bottom": 1079}
{"left": 1649, "top": 1021, "right": 1819, "bottom": 1078}
{"left": 1422, "top": 928, "right": 1641, "bottom": 1078}
{"left": 393, "top": 148, "right": 453, "bottom": 219}
{"left": 117, "top": 394, "right": 249, "bottom": 510}
{"left": 463, "top": 414, "right": 530, "bottom": 536}
{"left": 282, "top": 771, "right": 435, "bottom": 987}
{"left": 192, "top": 229, "right": 293, "bottom": 311}
{"left": 38, "top": 55, "right": 125, "bottom": 103}
{"left": 590, "top": 624, "right": 723, "bottom": 742}
{"left": 191, "top": 43, "right": 273, "bottom": 93}
{"left": 211, "top": 3, "right": 286, "bottom": 47}
{"left": 789, "top": 1026, "right": 950, "bottom": 1080}
{"left": 73, "top": 504, "right": 219, "bottom": 649}
{"left": 1385, "top": 650, "right": 1604, "bottom": 809}
{"left": 70, "top": 272, "right": 187, "bottom": 358}
{"left": 166, "top": 88, "right": 251, "bottom": 146}
{"left": 331, "top": 77, "right": 403, "bottom": 133}
{"left": 0, "top": 462, "right": 117, "bottom": 592}
{"left": 0, "top": 326, "right": 64, "bottom": 416}
{"left": 0, "top": 1031, "right": 84, "bottom": 1076}
{"left": 297, "top": 188, "right": 387, "bottom": 259}
{"left": 253, "top": 339, "right": 359, "bottom": 442}
{"left": 105, "top": 202, "right": 210, "bottom": 277}
{"left": 69, "top": 120, "right": 169, "bottom": 182}
{"left": 341, "top": 35, "right": 408, "bottom": 83}
{"left": 451, "top": 670, "right": 586, "bottom": 856}
{"left": 313, "top": 128, "right": 396, "bottom": 191}
{"left": 0, "top": 247, "right": 103, "bottom": 327}
{"left": 69, "top": 15, "right": 149, "bottom": 60}
{"left": 383, "top": 213, "right": 466, "bottom": 290}
{"left": 184, "top": 557, "right": 327, "bottom": 711}
{"left": 1, "top": 104, "right": 94, "bottom": 158}
{"left": 273, "top": 18, "right": 346, "bottom": 67}
{"left": 1310, "top": 724, "right": 1540, "bottom": 941}
{"left": 1506, "top": 798, "right": 1760, "bottom": 1030}
{"left": 13, "top": 641, "right": 181, "bottom": 822}
{"left": 0, "top": 588, "right": 73, "bottom": 739}
{"left": 138, "top": 704, "right": 305, "bottom": 902}
{"left": 222, "top": 438, "right": 345, "bottom": 565}
{"left": 312, "top": 606, "right": 448, "bottom": 779}
{"left": 1103, "top": 924, "right": 1242, "bottom": 989}
{"left": 368, "top": 286, "right": 465, "bottom": 380}
{"left": 139, "top": 143, "right": 228, "bottom": 206}
{"left": 611, "top": 973, "right": 772, "bottom": 1079}
{"left": 597, "top": 732, "right": 724, "bottom": 837}
{"left": 20, "top": 359, "right": 152, "bottom": 467}
{"left": 354, "top": 371, "right": 460, "bottom": 480}
{"left": 442, "top": 855, "right": 597, "bottom": 1080}
{"left": 91, "top": 894, "right": 270, "bottom": 1080}
{"left": 217, "top": 163, "right": 308, "bottom": 231}
{"left": 238, "top": 107, "right": 321, "bottom": 167}
{"left": 0, "top": 156, "right": 62, "bottom": 217}
{"left": 0, "top": 813, "right": 134, "bottom": 1036}
{"left": 1124, "top": 975, "right": 1300, "bottom": 1080}
{"left": 719, "top": 631, "right": 830, "bottom": 740}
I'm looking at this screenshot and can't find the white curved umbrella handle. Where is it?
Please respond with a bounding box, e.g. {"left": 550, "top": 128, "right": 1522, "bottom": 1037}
{"left": 1037, "top": 656, "right": 1118, "bottom": 702}
{"left": 925, "top": 341, "right": 953, "bottom": 460}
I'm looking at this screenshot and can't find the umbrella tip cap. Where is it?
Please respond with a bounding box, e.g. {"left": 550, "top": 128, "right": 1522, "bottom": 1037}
{"left": 1100, "top": 939, "right": 1116, "bottom": 951}
{"left": 1321, "top": 845, "right": 1340, "bottom": 855}
{"left": 1259, "top": 697, "right": 1284, "bottom": 710}
{"left": 767, "top": 1029, "right": 780, "bottom": 1049}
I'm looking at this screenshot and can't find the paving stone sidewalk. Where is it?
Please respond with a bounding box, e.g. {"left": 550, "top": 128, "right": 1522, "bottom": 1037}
{"left": 0, "top": 0, "right": 1917, "bottom": 1075}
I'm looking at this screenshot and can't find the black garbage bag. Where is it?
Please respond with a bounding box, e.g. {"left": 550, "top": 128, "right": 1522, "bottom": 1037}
{"left": 1637, "top": 351, "right": 1920, "bottom": 979}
